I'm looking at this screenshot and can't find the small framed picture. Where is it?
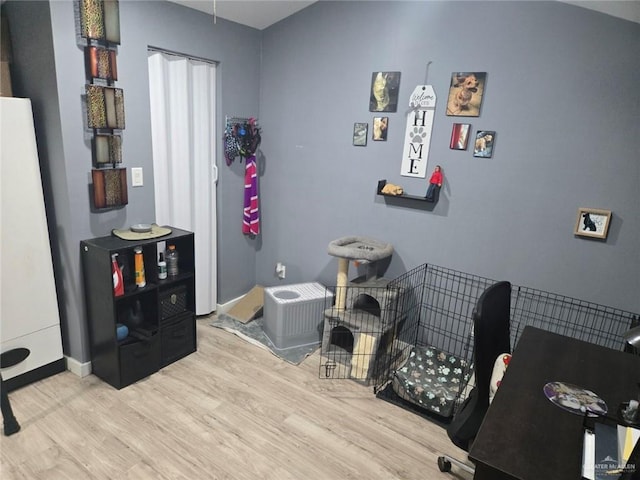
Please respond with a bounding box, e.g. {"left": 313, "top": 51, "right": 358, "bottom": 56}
{"left": 473, "top": 131, "right": 495, "bottom": 158}
{"left": 372, "top": 117, "right": 388, "bottom": 141}
{"left": 369, "top": 71, "right": 401, "bottom": 112}
{"left": 353, "top": 122, "right": 368, "bottom": 146}
{"left": 446, "top": 72, "right": 486, "bottom": 117}
{"left": 574, "top": 208, "right": 612, "bottom": 239}
{"left": 450, "top": 123, "right": 470, "bottom": 150}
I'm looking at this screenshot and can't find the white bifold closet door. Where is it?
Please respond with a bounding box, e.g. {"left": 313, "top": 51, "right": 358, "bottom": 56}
{"left": 148, "top": 50, "right": 218, "bottom": 315}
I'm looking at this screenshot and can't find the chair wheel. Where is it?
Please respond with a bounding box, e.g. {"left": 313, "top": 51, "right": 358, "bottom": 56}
{"left": 438, "top": 456, "right": 452, "bottom": 472}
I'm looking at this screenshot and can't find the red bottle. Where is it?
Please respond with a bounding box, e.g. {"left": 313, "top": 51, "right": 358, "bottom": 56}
{"left": 112, "top": 253, "right": 124, "bottom": 296}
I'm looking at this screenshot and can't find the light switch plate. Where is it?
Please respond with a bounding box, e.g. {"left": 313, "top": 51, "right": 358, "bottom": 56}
{"left": 131, "top": 167, "right": 143, "bottom": 187}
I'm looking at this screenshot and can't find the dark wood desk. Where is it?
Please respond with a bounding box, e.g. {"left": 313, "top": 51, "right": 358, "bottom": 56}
{"left": 469, "top": 326, "right": 640, "bottom": 480}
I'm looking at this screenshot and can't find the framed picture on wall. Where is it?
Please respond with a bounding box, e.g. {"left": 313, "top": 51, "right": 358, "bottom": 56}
{"left": 473, "top": 130, "right": 495, "bottom": 158}
{"left": 93, "top": 134, "right": 122, "bottom": 165}
{"left": 92, "top": 167, "right": 128, "bottom": 209}
{"left": 369, "top": 71, "right": 401, "bottom": 112}
{"left": 574, "top": 208, "right": 612, "bottom": 239}
{"left": 86, "top": 85, "right": 125, "bottom": 129}
{"left": 372, "top": 117, "right": 388, "bottom": 141}
{"left": 85, "top": 46, "right": 118, "bottom": 81}
{"left": 79, "top": 0, "right": 121, "bottom": 45}
{"left": 450, "top": 123, "right": 470, "bottom": 150}
{"left": 446, "top": 72, "right": 486, "bottom": 117}
{"left": 353, "top": 123, "right": 368, "bottom": 146}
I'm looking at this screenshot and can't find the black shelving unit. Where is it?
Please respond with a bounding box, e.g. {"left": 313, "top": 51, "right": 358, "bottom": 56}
{"left": 81, "top": 226, "right": 196, "bottom": 389}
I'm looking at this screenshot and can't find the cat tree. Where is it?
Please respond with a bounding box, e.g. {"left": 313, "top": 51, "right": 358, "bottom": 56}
{"left": 323, "top": 236, "right": 399, "bottom": 382}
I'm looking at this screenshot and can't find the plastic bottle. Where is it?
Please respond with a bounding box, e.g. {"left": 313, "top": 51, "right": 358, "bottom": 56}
{"left": 157, "top": 252, "right": 167, "bottom": 280}
{"left": 166, "top": 244, "right": 179, "bottom": 277}
{"left": 111, "top": 253, "right": 124, "bottom": 296}
{"left": 134, "top": 247, "right": 146, "bottom": 288}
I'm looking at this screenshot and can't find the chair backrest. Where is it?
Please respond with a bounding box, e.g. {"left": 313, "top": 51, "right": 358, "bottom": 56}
{"left": 445, "top": 281, "right": 512, "bottom": 451}
{"left": 623, "top": 317, "right": 640, "bottom": 356}
{"left": 473, "top": 281, "right": 512, "bottom": 404}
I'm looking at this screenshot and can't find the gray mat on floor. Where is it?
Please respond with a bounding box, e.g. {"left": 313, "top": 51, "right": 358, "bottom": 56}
{"left": 210, "top": 314, "right": 319, "bottom": 365}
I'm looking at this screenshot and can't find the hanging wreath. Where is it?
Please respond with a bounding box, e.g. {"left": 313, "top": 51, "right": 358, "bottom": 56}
{"left": 224, "top": 118, "right": 261, "bottom": 165}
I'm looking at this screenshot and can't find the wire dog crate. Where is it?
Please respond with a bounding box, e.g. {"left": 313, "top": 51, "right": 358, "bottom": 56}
{"left": 319, "top": 263, "right": 638, "bottom": 421}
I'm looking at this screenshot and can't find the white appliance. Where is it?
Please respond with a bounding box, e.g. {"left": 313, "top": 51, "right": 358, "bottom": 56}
{"left": 1, "top": 97, "right": 64, "bottom": 386}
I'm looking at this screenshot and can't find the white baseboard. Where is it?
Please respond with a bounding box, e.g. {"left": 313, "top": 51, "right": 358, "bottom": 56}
{"left": 65, "top": 355, "right": 92, "bottom": 378}
{"left": 195, "top": 294, "right": 244, "bottom": 318}
{"left": 216, "top": 293, "right": 245, "bottom": 315}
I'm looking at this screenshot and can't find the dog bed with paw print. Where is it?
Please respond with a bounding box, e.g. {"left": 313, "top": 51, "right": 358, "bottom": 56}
{"left": 391, "top": 345, "right": 473, "bottom": 418}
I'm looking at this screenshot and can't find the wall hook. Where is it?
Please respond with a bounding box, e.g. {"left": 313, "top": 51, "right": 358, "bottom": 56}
{"left": 424, "top": 61, "right": 432, "bottom": 85}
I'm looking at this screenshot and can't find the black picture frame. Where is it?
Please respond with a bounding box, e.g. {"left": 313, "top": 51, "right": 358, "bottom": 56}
{"left": 369, "top": 71, "right": 401, "bottom": 112}
{"left": 353, "top": 123, "right": 368, "bottom": 146}
{"left": 450, "top": 123, "right": 470, "bottom": 150}
{"left": 446, "top": 72, "right": 487, "bottom": 117}
{"left": 473, "top": 130, "right": 495, "bottom": 158}
{"left": 372, "top": 117, "right": 388, "bottom": 141}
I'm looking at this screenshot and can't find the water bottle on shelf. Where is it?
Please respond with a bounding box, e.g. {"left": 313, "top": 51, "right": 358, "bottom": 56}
{"left": 166, "top": 244, "right": 179, "bottom": 277}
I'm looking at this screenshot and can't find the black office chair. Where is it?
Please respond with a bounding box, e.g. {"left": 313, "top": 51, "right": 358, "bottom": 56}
{"left": 437, "top": 281, "right": 512, "bottom": 474}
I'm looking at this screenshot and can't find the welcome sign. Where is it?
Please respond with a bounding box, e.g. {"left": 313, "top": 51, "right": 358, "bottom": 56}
{"left": 401, "top": 85, "right": 436, "bottom": 178}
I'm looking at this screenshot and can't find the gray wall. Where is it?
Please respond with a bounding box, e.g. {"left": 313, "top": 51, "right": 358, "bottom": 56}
{"left": 256, "top": 1, "right": 640, "bottom": 312}
{"left": 5, "top": 0, "right": 262, "bottom": 363}
{"left": 4, "top": 0, "right": 639, "bottom": 367}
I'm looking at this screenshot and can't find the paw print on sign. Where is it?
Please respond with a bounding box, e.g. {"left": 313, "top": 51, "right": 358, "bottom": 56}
{"left": 412, "top": 126, "right": 427, "bottom": 143}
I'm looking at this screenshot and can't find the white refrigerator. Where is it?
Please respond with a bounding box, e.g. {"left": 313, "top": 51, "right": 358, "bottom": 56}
{"left": 1, "top": 97, "right": 64, "bottom": 385}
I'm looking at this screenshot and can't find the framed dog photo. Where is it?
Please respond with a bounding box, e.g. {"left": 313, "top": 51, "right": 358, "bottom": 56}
{"left": 450, "top": 123, "right": 470, "bottom": 150}
{"left": 446, "top": 72, "right": 486, "bottom": 117}
{"left": 369, "top": 71, "right": 401, "bottom": 112}
{"left": 473, "top": 131, "right": 495, "bottom": 158}
{"left": 574, "top": 208, "right": 612, "bottom": 239}
{"left": 353, "top": 122, "right": 368, "bottom": 146}
{"left": 372, "top": 117, "right": 388, "bottom": 141}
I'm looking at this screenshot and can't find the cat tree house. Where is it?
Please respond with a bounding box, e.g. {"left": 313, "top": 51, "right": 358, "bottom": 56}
{"left": 323, "top": 236, "right": 400, "bottom": 382}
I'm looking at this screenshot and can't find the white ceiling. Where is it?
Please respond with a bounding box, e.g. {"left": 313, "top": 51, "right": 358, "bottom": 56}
{"left": 168, "top": 1, "right": 316, "bottom": 30}
{"left": 564, "top": 1, "right": 640, "bottom": 24}
{"left": 168, "top": 1, "right": 640, "bottom": 30}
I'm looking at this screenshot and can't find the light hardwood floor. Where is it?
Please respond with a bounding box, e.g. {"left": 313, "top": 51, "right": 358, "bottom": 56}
{"left": 1, "top": 318, "right": 472, "bottom": 479}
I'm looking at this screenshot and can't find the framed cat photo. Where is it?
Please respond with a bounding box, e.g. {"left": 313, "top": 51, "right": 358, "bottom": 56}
{"left": 446, "top": 72, "right": 486, "bottom": 117}
{"left": 574, "top": 208, "right": 612, "bottom": 239}
{"left": 473, "top": 130, "right": 495, "bottom": 158}
{"left": 369, "top": 71, "right": 401, "bottom": 113}
{"left": 353, "top": 122, "right": 368, "bottom": 146}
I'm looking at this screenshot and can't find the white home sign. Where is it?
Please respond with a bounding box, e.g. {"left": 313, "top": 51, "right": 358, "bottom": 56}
{"left": 401, "top": 85, "right": 436, "bottom": 178}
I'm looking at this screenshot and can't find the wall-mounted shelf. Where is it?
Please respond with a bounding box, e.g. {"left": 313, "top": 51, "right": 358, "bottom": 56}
{"left": 377, "top": 179, "right": 434, "bottom": 203}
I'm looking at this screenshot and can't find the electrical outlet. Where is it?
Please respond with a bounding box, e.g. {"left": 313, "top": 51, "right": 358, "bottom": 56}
{"left": 276, "top": 262, "right": 286, "bottom": 279}
{"left": 131, "top": 167, "right": 144, "bottom": 187}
